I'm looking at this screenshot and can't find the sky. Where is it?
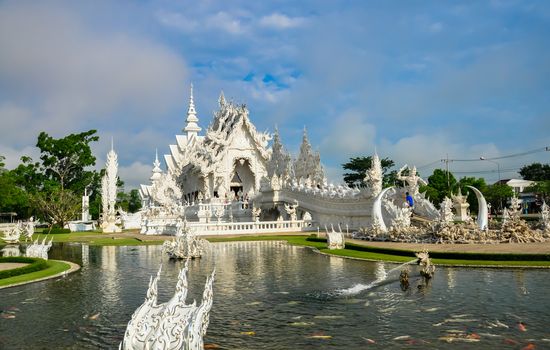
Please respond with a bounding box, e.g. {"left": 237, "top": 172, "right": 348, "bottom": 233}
{"left": 1, "top": 0, "right": 549, "bottom": 189}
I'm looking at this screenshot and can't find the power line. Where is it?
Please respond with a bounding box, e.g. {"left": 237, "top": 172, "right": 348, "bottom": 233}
{"left": 450, "top": 146, "right": 549, "bottom": 162}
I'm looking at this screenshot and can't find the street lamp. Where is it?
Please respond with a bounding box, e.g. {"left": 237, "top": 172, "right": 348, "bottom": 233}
{"left": 479, "top": 157, "right": 501, "bottom": 182}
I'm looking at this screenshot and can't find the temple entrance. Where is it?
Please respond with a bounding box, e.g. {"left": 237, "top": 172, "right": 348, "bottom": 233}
{"left": 230, "top": 158, "right": 255, "bottom": 200}
{"left": 230, "top": 172, "right": 243, "bottom": 200}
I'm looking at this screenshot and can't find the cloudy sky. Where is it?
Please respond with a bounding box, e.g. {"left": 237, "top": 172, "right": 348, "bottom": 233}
{"left": 1, "top": 0, "right": 549, "bottom": 189}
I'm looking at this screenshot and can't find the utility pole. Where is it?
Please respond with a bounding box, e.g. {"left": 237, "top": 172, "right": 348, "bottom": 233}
{"left": 441, "top": 155, "right": 453, "bottom": 194}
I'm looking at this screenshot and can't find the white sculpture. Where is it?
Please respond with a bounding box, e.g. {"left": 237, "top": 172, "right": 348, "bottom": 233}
{"left": 21, "top": 217, "right": 35, "bottom": 241}
{"left": 101, "top": 141, "right": 121, "bottom": 233}
{"left": 251, "top": 206, "right": 262, "bottom": 222}
{"left": 439, "top": 197, "right": 454, "bottom": 226}
{"left": 3, "top": 222, "right": 22, "bottom": 243}
{"left": 326, "top": 224, "right": 345, "bottom": 249}
{"left": 541, "top": 202, "right": 550, "bottom": 231}
{"left": 509, "top": 196, "right": 522, "bottom": 218}
{"left": 451, "top": 187, "right": 470, "bottom": 222}
{"left": 467, "top": 186, "right": 488, "bottom": 231}
{"left": 25, "top": 237, "right": 53, "bottom": 260}
{"left": 396, "top": 164, "right": 427, "bottom": 196}
{"left": 1, "top": 244, "right": 20, "bottom": 257}
{"left": 302, "top": 211, "right": 312, "bottom": 222}
{"left": 162, "top": 219, "right": 209, "bottom": 259}
{"left": 82, "top": 189, "right": 90, "bottom": 222}
{"left": 363, "top": 152, "right": 383, "bottom": 197}
{"left": 372, "top": 187, "right": 392, "bottom": 233}
{"left": 120, "top": 261, "right": 215, "bottom": 350}
{"left": 415, "top": 251, "right": 435, "bottom": 278}
{"left": 384, "top": 199, "right": 412, "bottom": 231}
{"left": 284, "top": 200, "right": 299, "bottom": 221}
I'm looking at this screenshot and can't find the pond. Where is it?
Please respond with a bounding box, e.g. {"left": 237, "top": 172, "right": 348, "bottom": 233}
{"left": 1, "top": 242, "right": 549, "bottom": 349}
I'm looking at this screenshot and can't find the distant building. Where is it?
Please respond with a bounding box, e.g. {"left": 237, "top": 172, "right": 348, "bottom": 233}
{"left": 496, "top": 179, "right": 536, "bottom": 213}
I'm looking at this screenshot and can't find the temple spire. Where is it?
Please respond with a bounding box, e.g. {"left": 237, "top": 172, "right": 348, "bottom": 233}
{"left": 151, "top": 148, "right": 162, "bottom": 182}
{"left": 184, "top": 83, "right": 201, "bottom": 138}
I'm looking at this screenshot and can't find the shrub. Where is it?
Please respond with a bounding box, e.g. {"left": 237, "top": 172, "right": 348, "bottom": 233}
{"left": 0, "top": 257, "right": 48, "bottom": 279}
{"left": 49, "top": 227, "right": 71, "bottom": 234}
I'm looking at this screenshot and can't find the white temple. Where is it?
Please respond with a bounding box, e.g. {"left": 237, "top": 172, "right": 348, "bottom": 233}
{"left": 138, "top": 86, "right": 440, "bottom": 235}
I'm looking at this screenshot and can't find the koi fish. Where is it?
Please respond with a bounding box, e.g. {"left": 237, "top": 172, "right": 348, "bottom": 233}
{"left": 314, "top": 315, "right": 344, "bottom": 320}
{"left": 204, "top": 344, "right": 221, "bottom": 349}
{"left": 522, "top": 343, "right": 536, "bottom": 350}
{"left": 240, "top": 331, "right": 255, "bottom": 336}
{"left": 361, "top": 337, "right": 376, "bottom": 344}
{"left": 518, "top": 322, "right": 527, "bottom": 332}
{"left": 308, "top": 335, "right": 332, "bottom": 339}
{"left": 289, "top": 322, "right": 315, "bottom": 327}
{"left": 393, "top": 335, "right": 411, "bottom": 340}
{"left": 88, "top": 313, "right": 100, "bottom": 320}
{"left": 504, "top": 338, "right": 519, "bottom": 345}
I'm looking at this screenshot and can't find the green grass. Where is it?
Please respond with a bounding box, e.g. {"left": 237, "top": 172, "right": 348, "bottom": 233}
{"left": 0, "top": 260, "right": 71, "bottom": 287}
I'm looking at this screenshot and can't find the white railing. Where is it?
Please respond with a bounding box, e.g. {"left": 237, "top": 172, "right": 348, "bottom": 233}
{"left": 189, "top": 219, "right": 314, "bottom": 236}
{"left": 141, "top": 219, "right": 315, "bottom": 236}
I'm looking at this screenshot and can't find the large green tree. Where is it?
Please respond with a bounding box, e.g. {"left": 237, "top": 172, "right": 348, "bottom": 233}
{"left": 420, "top": 169, "right": 457, "bottom": 207}
{"left": 483, "top": 183, "right": 514, "bottom": 211}
{"left": 6, "top": 130, "right": 101, "bottom": 227}
{"left": 342, "top": 156, "right": 395, "bottom": 187}
{"left": 519, "top": 163, "right": 550, "bottom": 181}
{"left": 0, "top": 156, "right": 34, "bottom": 218}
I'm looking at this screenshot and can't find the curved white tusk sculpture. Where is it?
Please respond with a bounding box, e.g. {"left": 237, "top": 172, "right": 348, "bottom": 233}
{"left": 467, "top": 185, "right": 488, "bottom": 231}
{"left": 372, "top": 187, "right": 393, "bottom": 233}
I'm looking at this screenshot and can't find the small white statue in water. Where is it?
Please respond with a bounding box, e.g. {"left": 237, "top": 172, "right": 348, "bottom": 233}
{"left": 415, "top": 250, "right": 435, "bottom": 279}
{"left": 162, "top": 219, "right": 209, "bottom": 259}
{"left": 326, "top": 224, "right": 345, "bottom": 250}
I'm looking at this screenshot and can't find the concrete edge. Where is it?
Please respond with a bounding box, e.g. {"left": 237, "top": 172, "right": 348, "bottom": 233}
{"left": 0, "top": 260, "right": 81, "bottom": 289}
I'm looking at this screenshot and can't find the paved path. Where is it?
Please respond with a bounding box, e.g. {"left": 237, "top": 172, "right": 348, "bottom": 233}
{"left": 0, "top": 263, "right": 28, "bottom": 271}
{"left": 346, "top": 239, "right": 550, "bottom": 254}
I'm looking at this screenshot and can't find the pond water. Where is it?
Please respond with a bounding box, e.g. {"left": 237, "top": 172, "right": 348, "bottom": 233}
{"left": 1, "top": 242, "right": 550, "bottom": 349}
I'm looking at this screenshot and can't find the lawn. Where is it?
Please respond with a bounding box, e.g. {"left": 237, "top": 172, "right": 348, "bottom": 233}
{"left": 0, "top": 260, "right": 71, "bottom": 287}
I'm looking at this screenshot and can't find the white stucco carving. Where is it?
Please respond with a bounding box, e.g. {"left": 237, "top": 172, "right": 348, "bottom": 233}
{"left": 101, "top": 142, "right": 121, "bottom": 233}
{"left": 120, "top": 261, "right": 215, "bottom": 350}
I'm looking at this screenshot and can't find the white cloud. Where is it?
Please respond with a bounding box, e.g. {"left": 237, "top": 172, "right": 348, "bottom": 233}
{"left": 118, "top": 161, "right": 153, "bottom": 190}
{"left": 320, "top": 111, "right": 376, "bottom": 157}
{"left": 0, "top": 2, "right": 187, "bottom": 127}
{"left": 259, "top": 13, "right": 307, "bottom": 29}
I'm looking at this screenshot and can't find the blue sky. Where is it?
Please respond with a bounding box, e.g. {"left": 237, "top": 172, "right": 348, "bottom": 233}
{"left": 1, "top": 0, "right": 549, "bottom": 189}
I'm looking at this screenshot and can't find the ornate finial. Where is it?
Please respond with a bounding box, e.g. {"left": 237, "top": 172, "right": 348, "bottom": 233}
{"left": 218, "top": 90, "right": 226, "bottom": 106}
{"left": 111, "top": 136, "right": 114, "bottom": 151}
{"left": 184, "top": 83, "right": 201, "bottom": 137}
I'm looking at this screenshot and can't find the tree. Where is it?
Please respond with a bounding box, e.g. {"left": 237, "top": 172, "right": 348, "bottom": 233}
{"left": 21, "top": 130, "right": 100, "bottom": 227}
{"left": 525, "top": 181, "right": 550, "bottom": 204}
{"left": 519, "top": 163, "right": 550, "bottom": 181}
{"left": 36, "top": 130, "right": 99, "bottom": 193}
{"left": 420, "top": 169, "right": 457, "bottom": 207}
{"left": 483, "top": 183, "right": 514, "bottom": 211}
{"left": 342, "top": 156, "right": 395, "bottom": 187}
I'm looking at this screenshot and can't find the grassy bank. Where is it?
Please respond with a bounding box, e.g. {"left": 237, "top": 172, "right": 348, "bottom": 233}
{"left": 0, "top": 260, "right": 71, "bottom": 287}
{"left": 207, "top": 235, "right": 550, "bottom": 267}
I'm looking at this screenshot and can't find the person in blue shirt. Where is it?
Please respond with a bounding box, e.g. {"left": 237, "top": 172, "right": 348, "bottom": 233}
{"left": 405, "top": 192, "right": 414, "bottom": 208}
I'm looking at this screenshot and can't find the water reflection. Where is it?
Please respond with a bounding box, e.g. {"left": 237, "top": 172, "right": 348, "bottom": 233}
{"left": 1, "top": 242, "right": 550, "bottom": 350}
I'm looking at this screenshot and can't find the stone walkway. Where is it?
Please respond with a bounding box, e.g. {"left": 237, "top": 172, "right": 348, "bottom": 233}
{"left": 0, "top": 263, "right": 28, "bottom": 271}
